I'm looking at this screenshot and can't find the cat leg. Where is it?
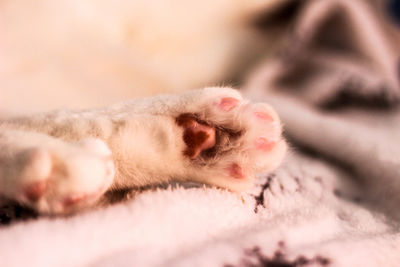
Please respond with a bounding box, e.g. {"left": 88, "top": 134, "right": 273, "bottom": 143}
{"left": 0, "top": 128, "right": 114, "bottom": 214}
{"left": 1, "top": 87, "right": 286, "bottom": 195}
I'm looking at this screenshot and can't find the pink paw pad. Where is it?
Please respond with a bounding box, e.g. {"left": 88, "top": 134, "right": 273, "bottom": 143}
{"left": 255, "top": 137, "right": 275, "bottom": 151}
{"left": 63, "top": 195, "right": 86, "bottom": 208}
{"left": 218, "top": 97, "right": 239, "bottom": 111}
{"left": 24, "top": 181, "right": 47, "bottom": 202}
{"left": 254, "top": 111, "right": 274, "bottom": 122}
{"left": 228, "top": 163, "right": 245, "bottom": 179}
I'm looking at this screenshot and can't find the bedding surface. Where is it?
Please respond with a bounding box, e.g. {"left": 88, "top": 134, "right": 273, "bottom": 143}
{"left": 1, "top": 0, "right": 400, "bottom": 266}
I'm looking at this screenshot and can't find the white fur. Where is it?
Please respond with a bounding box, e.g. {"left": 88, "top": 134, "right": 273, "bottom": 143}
{"left": 0, "top": 87, "right": 286, "bottom": 214}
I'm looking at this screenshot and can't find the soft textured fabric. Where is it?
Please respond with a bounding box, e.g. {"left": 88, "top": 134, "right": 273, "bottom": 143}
{"left": 1, "top": 0, "right": 400, "bottom": 266}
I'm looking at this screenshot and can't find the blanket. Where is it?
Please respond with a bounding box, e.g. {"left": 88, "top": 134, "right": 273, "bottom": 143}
{"left": 1, "top": 0, "right": 400, "bottom": 266}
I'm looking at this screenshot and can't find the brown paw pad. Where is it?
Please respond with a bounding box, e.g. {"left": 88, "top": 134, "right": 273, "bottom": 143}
{"left": 176, "top": 114, "right": 216, "bottom": 159}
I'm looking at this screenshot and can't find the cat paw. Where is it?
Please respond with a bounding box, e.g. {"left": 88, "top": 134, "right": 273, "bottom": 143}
{"left": 177, "top": 87, "right": 287, "bottom": 192}
{"left": 3, "top": 138, "right": 114, "bottom": 214}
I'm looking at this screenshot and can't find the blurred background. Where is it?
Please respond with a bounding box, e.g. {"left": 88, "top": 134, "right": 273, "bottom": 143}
{"left": 1, "top": 0, "right": 399, "bottom": 113}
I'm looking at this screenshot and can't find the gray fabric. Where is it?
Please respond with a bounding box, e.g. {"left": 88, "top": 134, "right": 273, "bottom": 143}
{"left": 245, "top": 0, "right": 400, "bottom": 220}
{"left": 1, "top": 1, "right": 400, "bottom": 266}
{"left": 248, "top": 0, "right": 400, "bottom": 107}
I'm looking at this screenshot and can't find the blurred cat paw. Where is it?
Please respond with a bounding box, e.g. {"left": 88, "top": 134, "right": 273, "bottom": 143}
{"left": 1, "top": 138, "right": 114, "bottom": 214}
